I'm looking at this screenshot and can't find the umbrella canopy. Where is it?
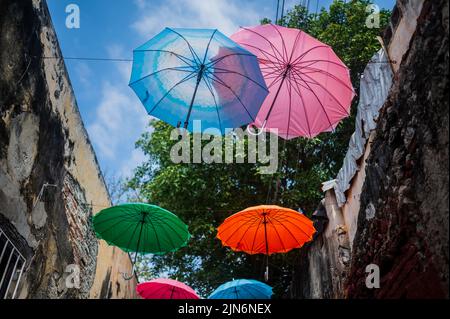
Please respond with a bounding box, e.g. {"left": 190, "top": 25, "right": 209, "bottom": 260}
{"left": 137, "top": 279, "right": 199, "bottom": 299}
{"left": 231, "top": 24, "right": 355, "bottom": 139}
{"left": 129, "top": 28, "right": 269, "bottom": 134}
{"left": 209, "top": 279, "right": 272, "bottom": 299}
{"left": 93, "top": 203, "right": 190, "bottom": 255}
{"left": 217, "top": 205, "right": 315, "bottom": 255}
{"left": 217, "top": 205, "right": 315, "bottom": 281}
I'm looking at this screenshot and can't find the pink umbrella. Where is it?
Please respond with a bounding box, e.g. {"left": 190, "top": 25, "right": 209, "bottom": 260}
{"left": 231, "top": 24, "right": 355, "bottom": 139}
{"left": 137, "top": 278, "right": 200, "bottom": 299}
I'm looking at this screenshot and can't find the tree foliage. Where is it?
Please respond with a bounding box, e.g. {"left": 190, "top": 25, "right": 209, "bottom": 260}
{"left": 127, "top": 0, "right": 390, "bottom": 298}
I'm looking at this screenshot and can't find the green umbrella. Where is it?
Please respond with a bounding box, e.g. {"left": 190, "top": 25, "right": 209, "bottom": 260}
{"left": 93, "top": 203, "right": 190, "bottom": 279}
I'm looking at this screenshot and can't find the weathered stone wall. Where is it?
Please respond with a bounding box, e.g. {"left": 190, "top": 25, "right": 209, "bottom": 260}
{"left": 289, "top": 191, "right": 350, "bottom": 298}
{"left": 0, "top": 0, "right": 137, "bottom": 298}
{"left": 290, "top": 0, "right": 448, "bottom": 299}
{"left": 346, "top": 0, "right": 449, "bottom": 298}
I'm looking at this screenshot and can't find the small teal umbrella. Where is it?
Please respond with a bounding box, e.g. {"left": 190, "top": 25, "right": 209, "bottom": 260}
{"left": 129, "top": 28, "right": 268, "bottom": 134}
{"left": 208, "top": 279, "right": 273, "bottom": 299}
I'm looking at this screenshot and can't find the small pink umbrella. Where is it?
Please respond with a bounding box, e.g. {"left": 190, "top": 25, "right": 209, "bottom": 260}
{"left": 137, "top": 278, "right": 200, "bottom": 299}
{"left": 231, "top": 24, "right": 355, "bottom": 139}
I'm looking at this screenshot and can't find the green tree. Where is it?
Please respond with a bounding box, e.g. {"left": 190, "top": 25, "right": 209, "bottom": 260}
{"left": 127, "top": 0, "right": 390, "bottom": 298}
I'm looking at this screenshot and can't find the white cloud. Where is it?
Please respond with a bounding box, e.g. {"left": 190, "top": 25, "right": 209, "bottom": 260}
{"left": 75, "top": 61, "right": 92, "bottom": 86}
{"left": 120, "top": 148, "right": 147, "bottom": 178}
{"left": 87, "top": 81, "right": 147, "bottom": 161}
{"left": 131, "top": 0, "right": 271, "bottom": 38}
{"left": 107, "top": 44, "right": 132, "bottom": 83}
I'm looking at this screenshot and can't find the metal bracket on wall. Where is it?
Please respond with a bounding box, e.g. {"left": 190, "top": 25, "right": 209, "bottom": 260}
{"left": 32, "top": 183, "right": 58, "bottom": 211}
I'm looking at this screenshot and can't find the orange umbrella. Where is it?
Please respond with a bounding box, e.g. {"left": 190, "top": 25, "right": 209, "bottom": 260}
{"left": 217, "top": 205, "right": 316, "bottom": 280}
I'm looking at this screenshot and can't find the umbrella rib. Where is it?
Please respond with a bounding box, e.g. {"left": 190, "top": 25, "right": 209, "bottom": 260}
{"left": 293, "top": 69, "right": 351, "bottom": 116}
{"left": 234, "top": 217, "right": 261, "bottom": 252}
{"left": 289, "top": 77, "right": 313, "bottom": 137}
{"left": 148, "top": 71, "right": 197, "bottom": 114}
{"left": 122, "top": 222, "right": 142, "bottom": 253}
{"left": 218, "top": 214, "right": 259, "bottom": 235}
{"left": 167, "top": 28, "right": 202, "bottom": 65}
{"left": 249, "top": 218, "right": 264, "bottom": 253}
{"left": 149, "top": 284, "right": 170, "bottom": 299}
{"left": 134, "top": 49, "right": 195, "bottom": 66}
{"left": 297, "top": 66, "right": 355, "bottom": 95}
{"left": 266, "top": 218, "right": 288, "bottom": 252}
{"left": 221, "top": 216, "right": 260, "bottom": 245}
{"left": 151, "top": 214, "right": 188, "bottom": 236}
{"left": 290, "top": 45, "right": 331, "bottom": 65}
{"left": 270, "top": 214, "right": 313, "bottom": 243}
{"left": 242, "top": 283, "right": 270, "bottom": 298}
{"left": 202, "top": 29, "right": 218, "bottom": 64}
{"left": 264, "top": 73, "right": 283, "bottom": 83}
{"left": 290, "top": 68, "right": 334, "bottom": 129}
{"left": 205, "top": 73, "right": 255, "bottom": 122}
{"left": 273, "top": 213, "right": 315, "bottom": 228}
{"left": 149, "top": 214, "right": 187, "bottom": 247}
{"left": 146, "top": 216, "right": 162, "bottom": 253}
{"left": 206, "top": 52, "right": 256, "bottom": 67}
{"left": 93, "top": 212, "right": 136, "bottom": 226}
{"left": 150, "top": 217, "right": 179, "bottom": 251}
{"left": 240, "top": 284, "right": 260, "bottom": 299}
{"left": 261, "top": 64, "right": 285, "bottom": 77}
{"left": 266, "top": 74, "right": 284, "bottom": 89}
{"left": 151, "top": 213, "right": 188, "bottom": 236}
{"left": 260, "top": 66, "right": 284, "bottom": 76}
{"left": 129, "top": 66, "right": 194, "bottom": 86}
{"left": 237, "top": 42, "right": 282, "bottom": 65}
{"left": 99, "top": 219, "right": 136, "bottom": 242}
{"left": 218, "top": 220, "right": 253, "bottom": 243}
{"left": 202, "top": 76, "right": 223, "bottom": 134}
{"left": 239, "top": 27, "right": 285, "bottom": 63}
{"left": 287, "top": 29, "right": 303, "bottom": 63}
{"left": 269, "top": 24, "right": 288, "bottom": 62}
{"left": 295, "top": 59, "right": 350, "bottom": 70}
{"left": 213, "top": 67, "right": 269, "bottom": 91}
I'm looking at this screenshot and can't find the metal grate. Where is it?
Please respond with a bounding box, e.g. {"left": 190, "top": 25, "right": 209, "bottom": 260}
{"left": 0, "top": 227, "right": 26, "bottom": 299}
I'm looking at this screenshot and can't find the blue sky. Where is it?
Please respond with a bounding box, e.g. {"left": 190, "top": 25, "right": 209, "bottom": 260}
{"left": 46, "top": 0, "right": 395, "bottom": 181}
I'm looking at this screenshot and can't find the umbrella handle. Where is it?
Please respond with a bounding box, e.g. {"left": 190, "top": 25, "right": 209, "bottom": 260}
{"left": 246, "top": 122, "right": 265, "bottom": 136}
{"left": 264, "top": 254, "right": 269, "bottom": 282}
{"left": 264, "top": 265, "right": 269, "bottom": 282}
{"left": 121, "top": 263, "right": 137, "bottom": 281}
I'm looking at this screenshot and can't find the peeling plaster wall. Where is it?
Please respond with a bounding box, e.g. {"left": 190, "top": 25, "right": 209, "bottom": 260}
{"left": 0, "top": 0, "right": 137, "bottom": 298}
{"left": 290, "top": 191, "right": 350, "bottom": 298}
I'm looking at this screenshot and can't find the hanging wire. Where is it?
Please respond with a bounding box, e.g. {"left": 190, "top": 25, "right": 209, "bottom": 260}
{"left": 280, "top": 0, "right": 286, "bottom": 25}
{"left": 275, "top": 0, "right": 280, "bottom": 24}
{"left": 41, "top": 55, "right": 132, "bottom": 62}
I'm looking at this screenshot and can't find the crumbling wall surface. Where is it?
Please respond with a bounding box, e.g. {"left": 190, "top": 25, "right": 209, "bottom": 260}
{"left": 346, "top": 0, "right": 449, "bottom": 298}
{"left": 290, "top": 191, "right": 350, "bottom": 298}
{"left": 0, "top": 0, "right": 136, "bottom": 298}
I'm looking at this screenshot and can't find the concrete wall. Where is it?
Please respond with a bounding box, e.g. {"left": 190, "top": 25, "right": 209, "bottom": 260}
{"left": 0, "top": 0, "right": 137, "bottom": 298}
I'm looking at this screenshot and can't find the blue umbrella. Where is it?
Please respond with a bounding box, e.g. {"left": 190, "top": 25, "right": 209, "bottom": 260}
{"left": 129, "top": 28, "right": 269, "bottom": 135}
{"left": 208, "top": 279, "right": 273, "bottom": 299}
